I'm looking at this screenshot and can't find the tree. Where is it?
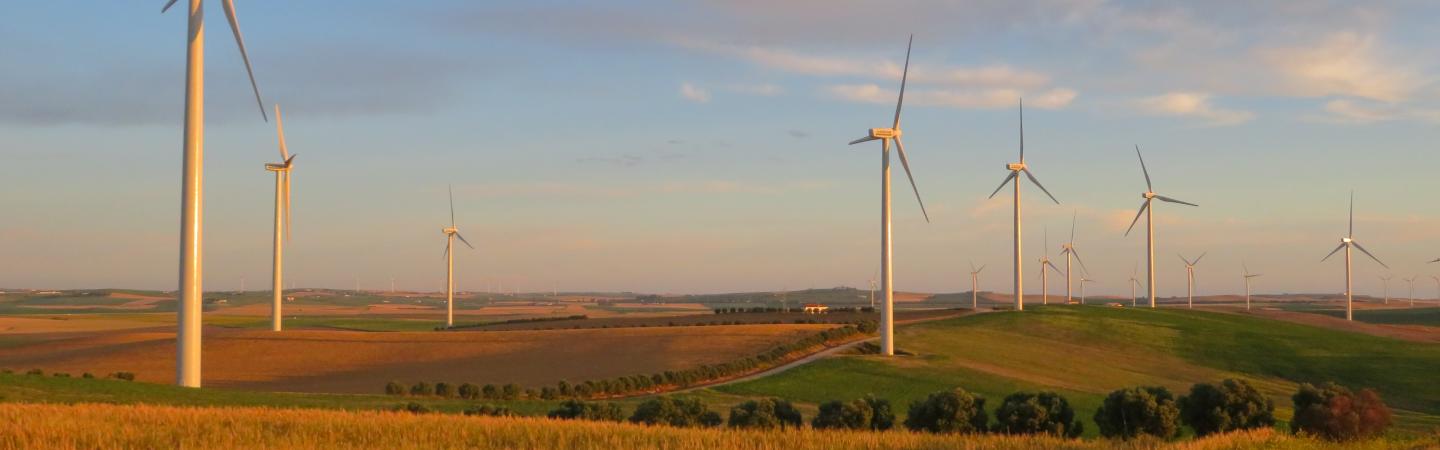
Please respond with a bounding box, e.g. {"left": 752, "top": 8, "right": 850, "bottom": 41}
{"left": 458, "top": 383, "right": 481, "bottom": 400}
{"left": 904, "top": 388, "right": 989, "bottom": 434}
{"left": 1093, "top": 386, "right": 1180, "bottom": 439}
{"left": 629, "top": 396, "right": 723, "bottom": 428}
{"left": 812, "top": 395, "right": 894, "bottom": 431}
{"left": 992, "top": 391, "right": 1083, "bottom": 438}
{"left": 557, "top": 380, "right": 573, "bottom": 397}
{"left": 547, "top": 400, "right": 625, "bottom": 422}
{"left": 728, "top": 398, "right": 803, "bottom": 430}
{"left": 1291, "top": 382, "right": 1391, "bottom": 441}
{"left": 409, "top": 382, "right": 434, "bottom": 397}
{"left": 502, "top": 383, "right": 522, "bottom": 400}
{"left": 482, "top": 384, "right": 499, "bottom": 400}
{"left": 384, "top": 381, "right": 406, "bottom": 396}
{"left": 434, "top": 382, "right": 454, "bottom": 398}
{"left": 1179, "top": 379, "right": 1275, "bottom": 437}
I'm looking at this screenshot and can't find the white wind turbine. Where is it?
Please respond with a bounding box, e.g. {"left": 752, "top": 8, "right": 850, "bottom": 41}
{"left": 161, "top": 0, "right": 269, "bottom": 388}
{"left": 1128, "top": 263, "right": 1140, "bottom": 307}
{"left": 1404, "top": 276, "right": 1417, "bottom": 308}
{"left": 970, "top": 262, "right": 986, "bottom": 310}
{"left": 1378, "top": 275, "right": 1392, "bottom": 305}
{"left": 1179, "top": 253, "right": 1206, "bottom": 309}
{"left": 1079, "top": 277, "right": 1094, "bottom": 304}
{"left": 847, "top": 35, "right": 930, "bottom": 356}
{"left": 1321, "top": 192, "right": 1388, "bottom": 321}
{"left": 266, "top": 104, "right": 296, "bottom": 332}
{"left": 1059, "top": 211, "right": 1089, "bottom": 304}
{"left": 1125, "top": 146, "right": 1198, "bottom": 309}
{"left": 441, "top": 186, "right": 475, "bottom": 328}
{"left": 1243, "top": 262, "right": 1261, "bottom": 310}
{"left": 986, "top": 100, "right": 1060, "bottom": 312}
{"left": 1038, "top": 228, "right": 1062, "bottom": 305}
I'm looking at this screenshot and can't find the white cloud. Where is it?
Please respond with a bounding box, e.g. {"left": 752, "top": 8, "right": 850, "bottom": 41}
{"left": 725, "top": 83, "right": 784, "bottom": 96}
{"left": 1135, "top": 92, "right": 1254, "bottom": 126}
{"left": 1315, "top": 99, "right": 1440, "bottom": 124}
{"left": 679, "top": 82, "right": 711, "bottom": 103}
{"left": 826, "top": 84, "right": 1077, "bottom": 110}
{"left": 1258, "top": 32, "right": 1425, "bottom": 103}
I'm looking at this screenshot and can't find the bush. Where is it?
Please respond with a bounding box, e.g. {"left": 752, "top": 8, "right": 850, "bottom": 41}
{"left": 52, "top": 372, "right": 70, "bottom": 378}
{"left": 482, "top": 384, "right": 499, "bottom": 399}
{"left": 904, "top": 388, "right": 989, "bottom": 434}
{"left": 728, "top": 398, "right": 803, "bottom": 430}
{"left": 82, "top": 373, "right": 95, "bottom": 379}
{"left": 1179, "top": 379, "right": 1276, "bottom": 437}
{"left": 392, "top": 402, "right": 432, "bottom": 414}
{"left": 629, "top": 397, "right": 723, "bottom": 428}
{"left": 502, "top": 383, "right": 522, "bottom": 400}
{"left": 992, "top": 391, "right": 1082, "bottom": 438}
{"left": 547, "top": 400, "right": 625, "bottom": 421}
{"left": 812, "top": 395, "right": 894, "bottom": 431}
{"left": 108, "top": 372, "right": 135, "bottom": 381}
{"left": 25, "top": 369, "right": 43, "bottom": 376}
{"left": 384, "top": 381, "right": 406, "bottom": 396}
{"left": 434, "top": 382, "right": 454, "bottom": 398}
{"left": 410, "top": 382, "right": 434, "bottom": 397}
{"left": 1291, "top": 382, "right": 1392, "bottom": 441}
{"left": 1093, "top": 386, "right": 1180, "bottom": 440}
{"left": 464, "top": 404, "right": 516, "bottom": 417}
{"left": 458, "top": 383, "right": 480, "bottom": 400}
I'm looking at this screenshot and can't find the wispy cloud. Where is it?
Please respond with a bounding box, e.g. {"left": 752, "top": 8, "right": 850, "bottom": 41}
{"left": 826, "top": 85, "right": 1077, "bottom": 109}
{"left": 1135, "top": 92, "right": 1254, "bottom": 126}
{"left": 1258, "top": 32, "right": 1425, "bottom": 103}
{"left": 679, "top": 82, "right": 711, "bottom": 103}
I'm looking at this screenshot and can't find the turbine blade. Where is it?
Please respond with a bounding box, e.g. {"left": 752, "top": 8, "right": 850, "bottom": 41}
{"left": 1018, "top": 98, "right": 1025, "bottom": 161}
{"left": 1321, "top": 243, "right": 1345, "bottom": 262}
{"left": 1430, "top": 258, "right": 1440, "bottom": 264}
{"left": 1352, "top": 242, "right": 1388, "bottom": 269}
{"left": 1135, "top": 145, "right": 1152, "bottom": 192}
{"left": 161, "top": 0, "right": 180, "bottom": 13}
{"left": 1194, "top": 252, "right": 1207, "bottom": 266}
{"left": 849, "top": 136, "right": 878, "bottom": 145}
{"left": 970, "top": 261, "right": 976, "bottom": 273}
{"left": 1045, "top": 260, "right": 1061, "bottom": 274}
{"left": 1022, "top": 168, "right": 1059, "bottom": 204}
{"left": 978, "top": 264, "right": 986, "bottom": 273}
{"left": 1124, "top": 201, "right": 1149, "bottom": 236}
{"left": 891, "top": 34, "right": 912, "bottom": 130}
{"left": 1349, "top": 190, "right": 1355, "bottom": 238}
{"left": 987, "top": 172, "right": 1018, "bottom": 199}
{"left": 443, "top": 242, "right": 450, "bottom": 260}
{"left": 1243, "top": 261, "right": 1249, "bottom": 275}
{"left": 893, "top": 137, "right": 929, "bottom": 222}
{"left": 1071, "top": 249, "right": 1090, "bottom": 276}
{"left": 221, "top": 0, "right": 268, "bottom": 122}
{"left": 1069, "top": 210, "right": 1077, "bottom": 245}
{"left": 1155, "top": 195, "right": 1198, "bottom": 207}
{"left": 274, "top": 104, "right": 289, "bottom": 160}
{"left": 1178, "top": 253, "right": 1190, "bottom": 265}
{"left": 455, "top": 232, "right": 476, "bottom": 250}
{"left": 448, "top": 185, "right": 456, "bottom": 227}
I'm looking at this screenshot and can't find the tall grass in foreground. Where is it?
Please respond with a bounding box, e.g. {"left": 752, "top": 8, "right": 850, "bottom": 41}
{"left": 0, "top": 403, "right": 1424, "bottom": 450}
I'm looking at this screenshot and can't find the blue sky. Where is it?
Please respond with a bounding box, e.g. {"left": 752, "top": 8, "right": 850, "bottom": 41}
{"left": 3, "top": 1, "right": 1440, "bottom": 296}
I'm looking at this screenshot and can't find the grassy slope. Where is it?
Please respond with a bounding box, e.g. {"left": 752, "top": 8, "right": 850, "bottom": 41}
{"left": 1316, "top": 307, "right": 1440, "bottom": 326}
{"left": 715, "top": 306, "right": 1440, "bottom": 436}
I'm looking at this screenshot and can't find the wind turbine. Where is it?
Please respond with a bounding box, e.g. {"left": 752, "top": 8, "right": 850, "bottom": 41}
{"left": 1179, "top": 253, "right": 1206, "bottom": 308}
{"left": 442, "top": 186, "right": 475, "bottom": 328}
{"left": 1128, "top": 263, "right": 1140, "bottom": 307}
{"left": 1432, "top": 276, "right": 1440, "bottom": 306}
{"left": 1079, "top": 277, "right": 1094, "bottom": 304}
{"left": 969, "top": 262, "right": 986, "bottom": 310}
{"left": 1378, "top": 275, "right": 1392, "bottom": 305}
{"left": 1405, "top": 276, "right": 1417, "bottom": 308}
{"left": 161, "top": 0, "right": 269, "bottom": 388}
{"left": 1038, "top": 228, "right": 1062, "bottom": 305}
{"left": 265, "top": 104, "right": 296, "bottom": 332}
{"left": 1321, "top": 192, "right": 1388, "bottom": 321}
{"left": 1125, "top": 146, "right": 1198, "bottom": 309}
{"left": 987, "top": 100, "right": 1060, "bottom": 312}
{"left": 1243, "top": 262, "right": 1261, "bottom": 310}
{"left": 847, "top": 35, "right": 929, "bottom": 356}
{"left": 1059, "top": 211, "right": 1089, "bottom": 304}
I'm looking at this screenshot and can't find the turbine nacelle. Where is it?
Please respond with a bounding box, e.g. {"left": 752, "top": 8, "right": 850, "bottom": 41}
{"left": 443, "top": 226, "right": 458, "bottom": 235}
{"left": 869, "top": 128, "right": 900, "bottom": 140}
{"left": 1143, "top": 192, "right": 1156, "bottom": 199}
{"left": 1341, "top": 237, "right": 1353, "bottom": 244}
{"left": 1006, "top": 162, "right": 1026, "bottom": 171}
{"left": 264, "top": 162, "right": 291, "bottom": 171}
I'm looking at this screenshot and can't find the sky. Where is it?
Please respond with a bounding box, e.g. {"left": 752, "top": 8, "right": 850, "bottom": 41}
{"left": 3, "top": 1, "right": 1440, "bottom": 297}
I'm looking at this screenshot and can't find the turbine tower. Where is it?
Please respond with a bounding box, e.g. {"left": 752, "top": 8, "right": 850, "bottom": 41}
{"left": 1128, "top": 264, "right": 1140, "bottom": 307}
{"left": 1432, "top": 276, "right": 1440, "bottom": 306}
{"left": 1179, "top": 253, "right": 1206, "bottom": 309}
{"left": 1243, "top": 262, "right": 1261, "bottom": 310}
{"left": 1079, "top": 277, "right": 1094, "bottom": 304}
{"left": 1378, "top": 274, "right": 1392, "bottom": 305}
{"left": 986, "top": 100, "right": 1060, "bottom": 312}
{"left": 1404, "top": 276, "right": 1417, "bottom": 308}
{"left": 1321, "top": 192, "right": 1388, "bottom": 321}
{"left": 265, "top": 104, "right": 296, "bottom": 332}
{"left": 1125, "top": 146, "right": 1198, "bottom": 309}
{"left": 969, "top": 262, "right": 986, "bottom": 310}
{"left": 161, "top": 0, "right": 269, "bottom": 388}
{"left": 441, "top": 186, "right": 475, "bottom": 328}
{"left": 1038, "top": 228, "right": 1061, "bottom": 305}
{"left": 1059, "top": 211, "right": 1089, "bottom": 304}
{"left": 847, "top": 35, "right": 929, "bottom": 356}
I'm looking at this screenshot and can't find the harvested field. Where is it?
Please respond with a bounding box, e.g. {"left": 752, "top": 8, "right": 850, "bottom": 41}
{"left": 1227, "top": 307, "right": 1440, "bottom": 343}
{"left": 0, "top": 316, "right": 165, "bottom": 334}
{"left": 0, "top": 324, "right": 839, "bottom": 394}
{"left": 456, "top": 309, "right": 964, "bottom": 332}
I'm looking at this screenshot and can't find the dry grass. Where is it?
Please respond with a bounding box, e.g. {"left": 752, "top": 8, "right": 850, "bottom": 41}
{"left": 0, "top": 316, "right": 164, "bottom": 334}
{"left": 0, "top": 402, "right": 1417, "bottom": 450}
{"left": 0, "top": 324, "right": 836, "bottom": 394}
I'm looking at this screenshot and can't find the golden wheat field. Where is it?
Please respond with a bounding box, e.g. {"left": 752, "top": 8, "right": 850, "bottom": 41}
{"left": 0, "top": 403, "right": 1423, "bottom": 450}
{"left": 0, "top": 324, "right": 837, "bottom": 394}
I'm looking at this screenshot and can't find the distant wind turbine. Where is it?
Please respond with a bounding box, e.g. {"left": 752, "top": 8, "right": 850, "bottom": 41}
{"left": 1243, "top": 262, "right": 1261, "bottom": 310}
{"left": 987, "top": 100, "right": 1061, "bottom": 312}
{"left": 1179, "top": 253, "right": 1206, "bottom": 309}
{"left": 970, "top": 262, "right": 986, "bottom": 310}
{"left": 266, "top": 104, "right": 296, "bottom": 332}
{"left": 1060, "top": 211, "right": 1089, "bottom": 304}
{"left": 1128, "top": 263, "right": 1140, "bottom": 307}
{"left": 847, "top": 35, "right": 929, "bottom": 356}
{"left": 1432, "top": 276, "right": 1440, "bottom": 306}
{"left": 1321, "top": 192, "right": 1388, "bottom": 321}
{"left": 1079, "top": 277, "right": 1094, "bottom": 304}
{"left": 161, "top": 0, "right": 270, "bottom": 388}
{"left": 1378, "top": 274, "right": 1392, "bottom": 305}
{"left": 1038, "top": 228, "right": 1062, "bottom": 305}
{"left": 1405, "top": 276, "right": 1417, "bottom": 308}
{"left": 442, "top": 186, "right": 475, "bottom": 328}
{"left": 1125, "top": 146, "right": 1197, "bottom": 309}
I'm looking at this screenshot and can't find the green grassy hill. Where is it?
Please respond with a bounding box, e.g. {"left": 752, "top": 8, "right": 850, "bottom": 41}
{"left": 713, "top": 305, "right": 1440, "bottom": 436}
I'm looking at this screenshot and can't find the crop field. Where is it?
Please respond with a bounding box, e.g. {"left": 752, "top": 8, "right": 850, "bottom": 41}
{"left": 457, "top": 309, "right": 961, "bottom": 332}
{"left": 0, "top": 324, "right": 839, "bottom": 394}
{"left": 714, "top": 306, "right": 1440, "bottom": 437}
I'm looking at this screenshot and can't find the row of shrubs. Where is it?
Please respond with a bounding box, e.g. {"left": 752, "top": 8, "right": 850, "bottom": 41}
{"left": 386, "top": 324, "right": 872, "bottom": 399}
{"left": 712, "top": 306, "right": 876, "bottom": 314}
{"left": 4, "top": 368, "right": 135, "bottom": 381}
{"left": 512, "top": 379, "right": 1388, "bottom": 442}
{"left": 442, "top": 315, "right": 589, "bottom": 331}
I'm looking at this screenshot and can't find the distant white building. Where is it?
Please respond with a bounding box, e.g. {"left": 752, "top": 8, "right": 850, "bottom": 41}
{"left": 803, "top": 303, "right": 829, "bottom": 314}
